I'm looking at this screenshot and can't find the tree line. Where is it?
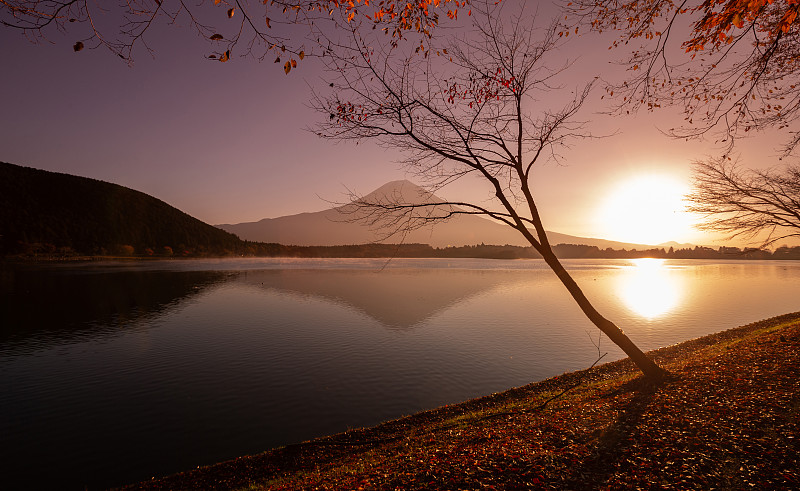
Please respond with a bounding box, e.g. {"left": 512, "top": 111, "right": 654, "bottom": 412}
{"left": 241, "top": 242, "right": 800, "bottom": 260}
{"left": 16, "top": 240, "right": 797, "bottom": 261}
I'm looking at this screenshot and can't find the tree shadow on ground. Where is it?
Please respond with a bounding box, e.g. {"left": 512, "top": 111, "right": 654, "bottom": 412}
{"left": 561, "top": 375, "right": 670, "bottom": 488}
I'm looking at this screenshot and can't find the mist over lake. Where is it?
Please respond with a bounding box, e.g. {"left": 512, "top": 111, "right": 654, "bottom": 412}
{"left": 2, "top": 257, "right": 799, "bottom": 489}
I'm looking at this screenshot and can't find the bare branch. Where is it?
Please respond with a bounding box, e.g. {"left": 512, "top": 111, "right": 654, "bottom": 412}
{"left": 687, "top": 157, "right": 800, "bottom": 247}
{"left": 1, "top": 0, "right": 471, "bottom": 65}
{"left": 566, "top": 0, "right": 800, "bottom": 155}
{"left": 313, "top": 0, "right": 666, "bottom": 379}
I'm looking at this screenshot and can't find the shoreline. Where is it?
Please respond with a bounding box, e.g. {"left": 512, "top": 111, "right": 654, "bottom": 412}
{"left": 6, "top": 255, "right": 800, "bottom": 266}
{"left": 122, "top": 312, "right": 800, "bottom": 490}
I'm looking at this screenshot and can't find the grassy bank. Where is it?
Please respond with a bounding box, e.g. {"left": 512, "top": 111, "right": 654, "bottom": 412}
{"left": 125, "top": 313, "right": 800, "bottom": 490}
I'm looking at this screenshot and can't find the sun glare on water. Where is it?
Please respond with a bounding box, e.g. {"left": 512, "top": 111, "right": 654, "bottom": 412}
{"left": 598, "top": 174, "right": 694, "bottom": 245}
{"left": 617, "top": 258, "right": 684, "bottom": 319}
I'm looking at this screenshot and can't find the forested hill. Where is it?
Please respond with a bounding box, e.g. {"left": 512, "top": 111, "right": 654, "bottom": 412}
{"left": 0, "top": 162, "right": 244, "bottom": 256}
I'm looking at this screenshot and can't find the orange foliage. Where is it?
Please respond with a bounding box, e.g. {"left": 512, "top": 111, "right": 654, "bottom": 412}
{"left": 568, "top": 0, "right": 800, "bottom": 152}
{"left": 576, "top": 0, "right": 799, "bottom": 54}
{"left": 303, "top": 0, "right": 473, "bottom": 39}
{"left": 1, "top": 0, "right": 483, "bottom": 67}
{"left": 684, "top": 0, "right": 800, "bottom": 53}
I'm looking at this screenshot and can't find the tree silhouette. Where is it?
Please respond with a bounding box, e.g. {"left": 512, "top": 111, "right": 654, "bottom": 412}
{"left": 567, "top": 0, "right": 800, "bottom": 155}
{"left": 687, "top": 157, "right": 800, "bottom": 246}
{"left": 315, "top": 1, "right": 666, "bottom": 379}
{"left": 1, "top": 0, "right": 474, "bottom": 69}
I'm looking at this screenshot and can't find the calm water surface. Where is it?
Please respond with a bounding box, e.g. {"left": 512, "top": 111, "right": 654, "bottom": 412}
{"left": 1, "top": 258, "right": 799, "bottom": 489}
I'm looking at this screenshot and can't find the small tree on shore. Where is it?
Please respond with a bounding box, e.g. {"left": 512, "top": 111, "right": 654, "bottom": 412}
{"left": 315, "top": 1, "right": 666, "bottom": 379}
{"left": 687, "top": 158, "right": 800, "bottom": 247}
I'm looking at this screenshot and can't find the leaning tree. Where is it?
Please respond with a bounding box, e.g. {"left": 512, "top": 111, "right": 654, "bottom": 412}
{"left": 315, "top": 1, "right": 666, "bottom": 379}
{"left": 687, "top": 157, "right": 800, "bottom": 246}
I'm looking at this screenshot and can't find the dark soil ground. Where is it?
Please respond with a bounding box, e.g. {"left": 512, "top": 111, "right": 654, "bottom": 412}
{"left": 123, "top": 312, "right": 800, "bottom": 490}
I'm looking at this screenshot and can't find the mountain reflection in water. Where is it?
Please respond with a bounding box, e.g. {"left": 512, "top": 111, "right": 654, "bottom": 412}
{"left": 1, "top": 258, "right": 799, "bottom": 490}
{"left": 239, "top": 268, "right": 513, "bottom": 329}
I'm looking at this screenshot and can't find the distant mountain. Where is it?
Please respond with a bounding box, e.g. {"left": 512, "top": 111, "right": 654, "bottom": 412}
{"left": 0, "top": 162, "right": 243, "bottom": 256}
{"left": 658, "top": 241, "right": 697, "bottom": 250}
{"left": 218, "top": 180, "right": 657, "bottom": 250}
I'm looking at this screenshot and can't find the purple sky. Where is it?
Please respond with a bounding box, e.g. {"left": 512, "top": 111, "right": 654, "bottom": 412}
{"left": 0, "top": 2, "right": 792, "bottom": 246}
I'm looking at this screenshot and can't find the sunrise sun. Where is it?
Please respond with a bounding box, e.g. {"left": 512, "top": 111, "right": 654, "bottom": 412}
{"left": 598, "top": 174, "right": 694, "bottom": 245}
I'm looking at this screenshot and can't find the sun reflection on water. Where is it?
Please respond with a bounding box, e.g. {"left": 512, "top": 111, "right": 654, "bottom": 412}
{"left": 617, "top": 258, "right": 683, "bottom": 319}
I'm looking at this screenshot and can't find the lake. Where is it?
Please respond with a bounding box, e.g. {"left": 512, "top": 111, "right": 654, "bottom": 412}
{"left": 1, "top": 258, "right": 799, "bottom": 489}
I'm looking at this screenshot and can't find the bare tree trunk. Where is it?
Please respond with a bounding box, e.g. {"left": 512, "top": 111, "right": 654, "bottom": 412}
{"left": 539, "top": 247, "right": 667, "bottom": 380}
{"left": 315, "top": 2, "right": 668, "bottom": 381}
